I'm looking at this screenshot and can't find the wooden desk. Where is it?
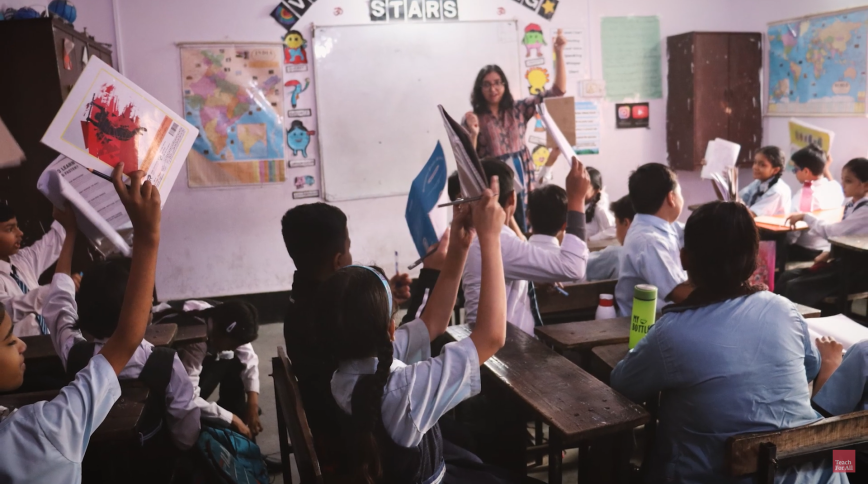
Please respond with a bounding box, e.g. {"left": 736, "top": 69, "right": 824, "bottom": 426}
{"left": 446, "top": 324, "right": 648, "bottom": 484}
{"left": 590, "top": 343, "right": 629, "bottom": 383}
{"left": 757, "top": 209, "right": 843, "bottom": 274}
{"left": 173, "top": 323, "right": 208, "bottom": 346}
{"left": 0, "top": 380, "right": 149, "bottom": 442}
{"left": 588, "top": 237, "right": 619, "bottom": 253}
{"left": 144, "top": 323, "right": 177, "bottom": 347}
{"left": 830, "top": 235, "right": 868, "bottom": 315}
{"left": 536, "top": 279, "right": 617, "bottom": 325}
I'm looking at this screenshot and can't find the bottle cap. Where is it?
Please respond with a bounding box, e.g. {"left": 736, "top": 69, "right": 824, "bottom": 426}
{"left": 599, "top": 294, "right": 614, "bottom": 307}
{"left": 634, "top": 284, "right": 658, "bottom": 301}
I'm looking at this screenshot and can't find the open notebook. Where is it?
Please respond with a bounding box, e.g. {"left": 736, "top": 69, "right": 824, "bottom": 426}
{"left": 805, "top": 314, "right": 868, "bottom": 351}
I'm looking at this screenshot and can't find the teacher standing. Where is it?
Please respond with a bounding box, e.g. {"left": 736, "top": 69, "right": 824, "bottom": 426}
{"left": 464, "top": 29, "right": 568, "bottom": 230}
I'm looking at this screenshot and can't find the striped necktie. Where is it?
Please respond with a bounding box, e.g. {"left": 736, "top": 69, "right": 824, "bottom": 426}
{"left": 10, "top": 266, "right": 49, "bottom": 335}
{"left": 528, "top": 283, "right": 544, "bottom": 327}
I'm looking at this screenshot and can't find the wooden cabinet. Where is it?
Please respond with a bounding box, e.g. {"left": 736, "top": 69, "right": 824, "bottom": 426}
{"left": 666, "top": 32, "right": 762, "bottom": 171}
{"left": 0, "top": 18, "right": 112, "bottom": 274}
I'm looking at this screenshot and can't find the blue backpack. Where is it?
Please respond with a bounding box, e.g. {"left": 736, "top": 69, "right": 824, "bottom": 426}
{"left": 193, "top": 426, "right": 269, "bottom": 484}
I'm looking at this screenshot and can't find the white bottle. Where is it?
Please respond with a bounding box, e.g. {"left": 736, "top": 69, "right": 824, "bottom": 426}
{"left": 595, "top": 294, "right": 617, "bottom": 320}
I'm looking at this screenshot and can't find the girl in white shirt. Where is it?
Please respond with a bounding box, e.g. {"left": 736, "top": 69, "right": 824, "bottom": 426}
{"left": 739, "top": 146, "right": 791, "bottom": 216}
{"left": 585, "top": 167, "right": 616, "bottom": 241}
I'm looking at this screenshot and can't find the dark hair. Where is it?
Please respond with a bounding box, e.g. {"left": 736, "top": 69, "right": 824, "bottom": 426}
{"left": 628, "top": 163, "right": 678, "bottom": 214}
{"left": 0, "top": 205, "right": 14, "bottom": 223}
{"left": 315, "top": 266, "right": 393, "bottom": 484}
{"left": 481, "top": 159, "right": 515, "bottom": 208}
{"left": 684, "top": 201, "right": 758, "bottom": 295}
{"left": 447, "top": 171, "right": 460, "bottom": 202}
{"left": 281, "top": 203, "right": 348, "bottom": 274}
{"left": 585, "top": 167, "right": 603, "bottom": 224}
{"left": 790, "top": 144, "right": 826, "bottom": 176}
{"left": 0, "top": 301, "right": 6, "bottom": 326}
{"left": 756, "top": 145, "right": 785, "bottom": 189}
{"left": 471, "top": 65, "right": 516, "bottom": 115}
{"left": 610, "top": 195, "right": 636, "bottom": 223}
{"left": 200, "top": 300, "right": 259, "bottom": 345}
{"left": 527, "top": 185, "right": 567, "bottom": 236}
{"left": 844, "top": 158, "right": 868, "bottom": 183}
{"left": 76, "top": 259, "right": 131, "bottom": 339}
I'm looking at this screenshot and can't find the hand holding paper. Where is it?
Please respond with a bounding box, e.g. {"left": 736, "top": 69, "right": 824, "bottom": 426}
{"left": 566, "top": 156, "right": 591, "bottom": 212}
{"left": 701, "top": 138, "right": 741, "bottom": 179}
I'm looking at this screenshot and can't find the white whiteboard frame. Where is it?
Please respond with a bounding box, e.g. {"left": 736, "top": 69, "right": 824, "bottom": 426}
{"left": 311, "top": 20, "right": 523, "bottom": 202}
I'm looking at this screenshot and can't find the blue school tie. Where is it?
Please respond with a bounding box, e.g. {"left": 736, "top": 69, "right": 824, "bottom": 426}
{"left": 528, "top": 283, "right": 544, "bottom": 327}
{"left": 10, "top": 265, "right": 49, "bottom": 335}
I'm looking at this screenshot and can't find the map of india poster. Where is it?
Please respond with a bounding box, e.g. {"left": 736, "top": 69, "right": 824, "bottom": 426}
{"left": 181, "top": 44, "right": 286, "bottom": 186}
{"left": 768, "top": 7, "right": 868, "bottom": 116}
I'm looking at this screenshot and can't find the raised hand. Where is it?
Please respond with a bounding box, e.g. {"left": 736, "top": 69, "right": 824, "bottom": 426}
{"left": 553, "top": 28, "right": 567, "bottom": 54}
{"left": 565, "top": 156, "right": 592, "bottom": 212}
{"left": 472, "top": 176, "right": 506, "bottom": 240}
{"left": 111, "top": 163, "right": 160, "bottom": 245}
{"left": 464, "top": 112, "right": 480, "bottom": 139}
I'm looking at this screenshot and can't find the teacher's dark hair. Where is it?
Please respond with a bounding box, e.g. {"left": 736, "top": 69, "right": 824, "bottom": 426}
{"left": 471, "top": 65, "right": 515, "bottom": 115}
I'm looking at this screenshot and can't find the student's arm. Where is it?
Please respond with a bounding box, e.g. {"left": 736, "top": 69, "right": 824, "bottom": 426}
{"left": 234, "top": 343, "right": 263, "bottom": 436}
{"left": 463, "top": 113, "right": 480, "bottom": 150}
{"left": 468, "top": 179, "right": 508, "bottom": 364}
{"left": 420, "top": 206, "right": 473, "bottom": 342}
{"left": 553, "top": 29, "right": 567, "bottom": 96}
{"left": 163, "top": 355, "right": 201, "bottom": 450}
{"left": 507, "top": 216, "right": 527, "bottom": 241}
{"left": 812, "top": 336, "right": 844, "bottom": 397}
{"left": 813, "top": 340, "right": 868, "bottom": 416}
{"left": 801, "top": 210, "right": 862, "bottom": 240}
{"left": 636, "top": 238, "right": 689, "bottom": 305}
{"left": 610, "top": 323, "right": 669, "bottom": 402}
{"left": 666, "top": 282, "right": 694, "bottom": 304}
{"left": 11, "top": 207, "right": 70, "bottom": 279}
{"left": 98, "top": 164, "right": 161, "bottom": 375}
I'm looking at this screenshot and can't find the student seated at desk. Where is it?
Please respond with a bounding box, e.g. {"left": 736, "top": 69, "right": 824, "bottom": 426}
{"left": 0, "top": 204, "right": 79, "bottom": 336}
{"left": 462, "top": 158, "right": 591, "bottom": 335}
{"left": 812, "top": 338, "right": 868, "bottom": 415}
{"left": 787, "top": 144, "right": 845, "bottom": 261}
{"left": 615, "top": 163, "right": 692, "bottom": 316}
{"left": 611, "top": 201, "right": 845, "bottom": 484}
{"left": 776, "top": 158, "right": 868, "bottom": 307}
{"left": 152, "top": 300, "right": 262, "bottom": 438}
{"left": 739, "top": 146, "right": 791, "bottom": 216}
{"left": 589, "top": 194, "right": 635, "bottom": 281}
{"left": 317, "top": 183, "right": 536, "bottom": 483}
{"left": 0, "top": 165, "right": 164, "bottom": 483}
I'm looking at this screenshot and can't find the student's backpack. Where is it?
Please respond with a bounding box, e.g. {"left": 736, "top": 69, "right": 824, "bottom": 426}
{"left": 66, "top": 341, "right": 176, "bottom": 446}
{"left": 191, "top": 426, "right": 269, "bottom": 484}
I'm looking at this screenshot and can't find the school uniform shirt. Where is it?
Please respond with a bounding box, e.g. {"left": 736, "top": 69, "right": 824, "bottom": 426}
{"left": 739, "top": 178, "right": 792, "bottom": 216}
{"left": 0, "top": 221, "right": 65, "bottom": 337}
{"left": 43, "top": 274, "right": 201, "bottom": 450}
{"left": 331, "top": 318, "right": 481, "bottom": 449}
{"left": 813, "top": 340, "right": 868, "bottom": 415}
{"left": 610, "top": 292, "right": 845, "bottom": 484}
{"left": 0, "top": 353, "right": 120, "bottom": 484}
{"left": 586, "top": 191, "right": 616, "bottom": 242}
{"left": 789, "top": 178, "right": 845, "bottom": 251}
{"left": 463, "top": 223, "right": 589, "bottom": 335}
{"left": 527, "top": 233, "right": 622, "bottom": 282}
{"left": 802, "top": 195, "right": 868, "bottom": 241}
{"left": 615, "top": 214, "right": 687, "bottom": 317}
{"left": 173, "top": 300, "right": 260, "bottom": 426}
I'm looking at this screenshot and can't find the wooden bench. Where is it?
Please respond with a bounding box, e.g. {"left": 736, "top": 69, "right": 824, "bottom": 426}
{"left": 726, "top": 410, "right": 868, "bottom": 482}
{"left": 23, "top": 323, "right": 181, "bottom": 365}
{"left": 588, "top": 237, "right": 619, "bottom": 253}
{"left": 830, "top": 235, "right": 868, "bottom": 316}
{"left": 273, "top": 346, "right": 323, "bottom": 484}
{"left": 446, "top": 324, "right": 648, "bottom": 484}
{"left": 172, "top": 322, "right": 208, "bottom": 346}
{"left": 536, "top": 279, "right": 617, "bottom": 325}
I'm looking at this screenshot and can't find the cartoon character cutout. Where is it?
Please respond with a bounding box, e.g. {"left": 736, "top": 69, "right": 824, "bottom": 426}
{"left": 287, "top": 120, "right": 315, "bottom": 158}
{"left": 522, "top": 23, "right": 547, "bottom": 58}
{"left": 283, "top": 30, "right": 308, "bottom": 65}
{"left": 531, "top": 145, "right": 550, "bottom": 169}
{"left": 285, "top": 78, "right": 310, "bottom": 108}
{"left": 526, "top": 67, "right": 550, "bottom": 95}
{"left": 533, "top": 112, "right": 546, "bottom": 133}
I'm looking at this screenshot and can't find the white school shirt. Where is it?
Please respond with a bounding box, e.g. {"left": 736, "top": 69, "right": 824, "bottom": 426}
{"left": 586, "top": 191, "right": 616, "bottom": 242}
{"left": 0, "top": 221, "right": 65, "bottom": 336}
{"left": 789, "top": 178, "right": 845, "bottom": 251}
{"left": 615, "top": 214, "right": 687, "bottom": 317}
{"left": 739, "top": 178, "right": 792, "bottom": 216}
{"left": 527, "top": 233, "right": 622, "bottom": 282}
{"left": 168, "top": 300, "right": 261, "bottom": 426}
{"left": 463, "top": 225, "right": 589, "bottom": 335}
{"left": 813, "top": 339, "right": 868, "bottom": 415}
{"left": 43, "top": 274, "right": 201, "bottom": 450}
{"left": 331, "top": 318, "right": 481, "bottom": 449}
{"left": 802, "top": 195, "right": 868, "bottom": 242}
{"left": 0, "top": 354, "right": 120, "bottom": 484}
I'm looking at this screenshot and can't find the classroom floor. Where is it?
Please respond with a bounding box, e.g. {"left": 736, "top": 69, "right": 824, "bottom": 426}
{"left": 245, "top": 321, "right": 581, "bottom": 483}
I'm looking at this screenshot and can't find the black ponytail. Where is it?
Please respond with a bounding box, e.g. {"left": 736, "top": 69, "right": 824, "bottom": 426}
{"left": 315, "top": 266, "right": 394, "bottom": 484}
{"left": 585, "top": 167, "right": 603, "bottom": 224}
{"left": 754, "top": 146, "right": 785, "bottom": 202}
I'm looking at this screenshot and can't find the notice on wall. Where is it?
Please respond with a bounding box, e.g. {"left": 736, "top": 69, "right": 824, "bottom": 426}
{"left": 559, "top": 28, "right": 589, "bottom": 89}
{"left": 574, "top": 100, "right": 601, "bottom": 155}
{"left": 600, "top": 16, "right": 663, "bottom": 101}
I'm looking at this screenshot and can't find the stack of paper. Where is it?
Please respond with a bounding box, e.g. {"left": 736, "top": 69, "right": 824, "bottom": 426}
{"left": 805, "top": 314, "right": 868, "bottom": 351}
{"left": 538, "top": 103, "right": 576, "bottom": 165}
{"left": 701, "top": 138, "right": 741, "bottom": 179}
{"left": 438, "top": 106, "right": 487, "bottom": 198}
{"left": 709, "top": 167, "right": 739, "bottom": 202}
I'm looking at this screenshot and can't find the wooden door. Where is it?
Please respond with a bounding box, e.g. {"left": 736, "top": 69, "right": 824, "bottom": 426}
{"left": 666, "top": 33, "right": 696, "bottom": 171}
{"left": 728, "top": 33, "right": 763, "bottom": 166}
{"left": 693, "top": 33, "right": 731, "bottom": 168}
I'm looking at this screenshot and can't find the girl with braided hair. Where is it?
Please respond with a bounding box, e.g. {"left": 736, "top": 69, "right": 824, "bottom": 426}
{"left": 738, "top": 146, "right": 792, "bottom": 216}
{"left": 316, "top": 179, "right": 532, "bottom": 484}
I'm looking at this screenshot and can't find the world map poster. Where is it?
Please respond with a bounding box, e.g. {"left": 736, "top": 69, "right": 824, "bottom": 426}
{"left": 768, "top": 7, "right": 868, "bottom": 116}
{"left": 181, "top": 44, "right": 286, "bottom": 186}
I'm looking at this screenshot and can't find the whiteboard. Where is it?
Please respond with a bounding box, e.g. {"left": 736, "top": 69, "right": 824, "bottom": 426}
{"left": 313, "top": 21, "right": 522, "bottom": 202}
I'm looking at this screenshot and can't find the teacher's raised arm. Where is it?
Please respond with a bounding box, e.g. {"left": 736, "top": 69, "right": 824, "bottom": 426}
{"left": 461, "top": 29, "right": 568, "bottom": 231}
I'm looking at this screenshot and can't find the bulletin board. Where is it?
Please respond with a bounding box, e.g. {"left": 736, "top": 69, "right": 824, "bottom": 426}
{"left": 313, "top": 20, "right": 522, "bottom": 202}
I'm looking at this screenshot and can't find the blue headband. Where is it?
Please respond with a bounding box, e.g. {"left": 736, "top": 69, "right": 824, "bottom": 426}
{"left": 349, "top": 265, "right": 392, "bottom": 313}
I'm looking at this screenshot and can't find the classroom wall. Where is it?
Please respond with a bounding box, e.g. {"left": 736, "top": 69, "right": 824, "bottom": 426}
{"left": 51, "top": 0, "right": 868, "bottom": 299}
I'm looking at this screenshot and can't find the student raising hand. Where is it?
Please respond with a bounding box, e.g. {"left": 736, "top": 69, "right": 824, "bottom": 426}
{"left": 566, "top": 156, "right": 593, "bottom": 214}
{"left": 99, "top": 163, "right": 161, "bottom": 375}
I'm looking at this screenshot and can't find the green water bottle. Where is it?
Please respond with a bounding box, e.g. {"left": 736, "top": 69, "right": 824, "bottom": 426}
{"left": 629, "top": 284, "right": 658, "bottom": 349}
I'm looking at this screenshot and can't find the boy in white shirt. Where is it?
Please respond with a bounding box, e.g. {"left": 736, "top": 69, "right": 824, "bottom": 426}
{"left": 787, "top": 145, "right": 845, "bottom": 261}
{"left": 616, "top": 163, "right": 693, "bottom": 316}
{"left": 462, "top": 157, "right": 591, "bottom": 335}
{"left": 0, "top": 205, "right": 78, "bottom": 336}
